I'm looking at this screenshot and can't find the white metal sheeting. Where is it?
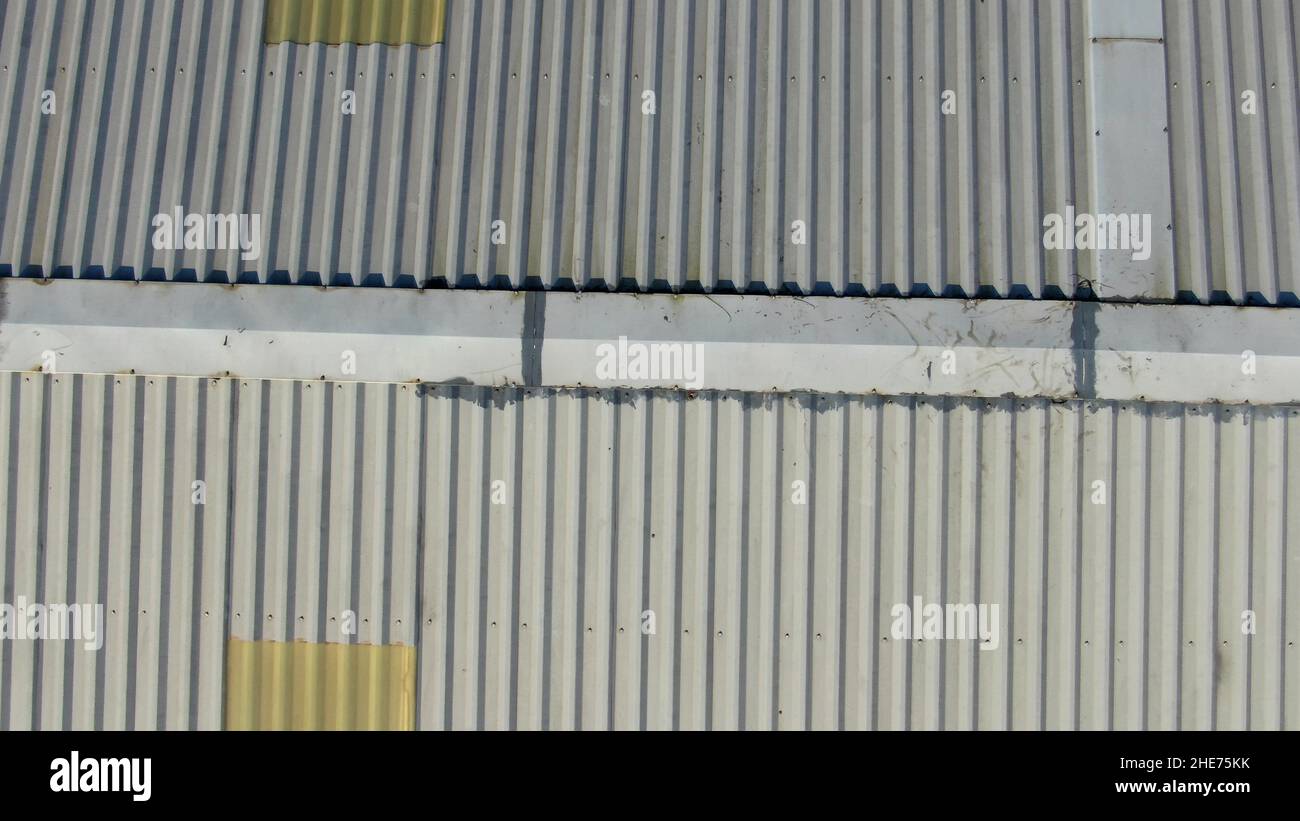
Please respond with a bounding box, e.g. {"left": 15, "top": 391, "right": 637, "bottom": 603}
{"left": 7, "top": 278, "right": 1300, "bottom": 405}
{"left": 1, "top": 373, "right": 1296, "bottom": 730}
{"left": 1165, "top": 0, "right": 1300, "bottom": 306}
{"left": 0, "top": 0, "right": 1097, "bottom": 297}
{"left": 4, "top": 0, "right": 1295, "bottom": 304}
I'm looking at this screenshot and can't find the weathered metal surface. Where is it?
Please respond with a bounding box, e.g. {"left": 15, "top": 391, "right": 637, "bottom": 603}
{"left": 4, "top": 279, "right": 1298, "bottom": 404}
{"left": 0, "top": 0, "right": 1092, "bottom": 297}
{"left": 1, "top": 374, "right": 1295, "bottom": 729}
{"left": 1164, "top": 0, "right": 1300, "bottom": 305}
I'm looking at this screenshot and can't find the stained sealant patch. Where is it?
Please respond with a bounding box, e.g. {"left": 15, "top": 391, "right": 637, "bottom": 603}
{"left": 522, "top": 290, "right": 546, "bottom": 387}
{"left": 1070, "top": 301, "right": 1101, "bottom": 401}
{"left": 264, "top": 0, "right": 446, "bottom": 47}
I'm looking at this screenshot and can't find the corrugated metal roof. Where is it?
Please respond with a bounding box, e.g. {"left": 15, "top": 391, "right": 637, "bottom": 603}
{"left": 264, "top": 0, "right": 446, "bottom": 46}
{"left": 2, "top": 373, "right": 1295, "bottom": 729}
{"left": 1164, "top": 0, "right": 1300, "bottom": 305}
{"left": 3, "top": 0, "right": 1289, "bottom": 304}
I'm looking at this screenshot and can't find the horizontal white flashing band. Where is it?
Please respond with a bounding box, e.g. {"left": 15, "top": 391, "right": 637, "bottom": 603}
{"left": 1, "top": 279, "right": 1297, "bottom": 404}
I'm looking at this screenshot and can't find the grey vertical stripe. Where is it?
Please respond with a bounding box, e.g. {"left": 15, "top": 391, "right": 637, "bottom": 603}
{"left": 474, "top": 387, "right": 491, "bottom": 729}
{"left": 902, "top": 397, "right": 917, "bottom": 730}
{"left": 970, "top": 400, "right": 984, "bottom": 728}
{"left": 412, "top": 389, "right": 430, "bottom": 729}
{"left": 382, "top": 384, "right": 398, "bottom": 647}
{"left": 187, "top": 378, "right": 208, "bottom": 729}
{"left": 349, "top": 385, "right": 366, "bottom": 646}
{"left": 606, "top": 390, "right": 622, "bottom": 730}
{"left": 638, "top": 395, "right": 654, "bottom": 730}
{"left": 285, "top": 382, "right": 303, "bottom": 643}
{"left": 123, "top": 376, "right": 145, "bottom": 729}
{"left": 681, "top": 394, "right": 702, "bottom": 727}
{"left": 869, "top": 397, "right": 884, "bottom": 730}
{"left": 802, "top": 396, "right": 816, "bottom": 727}
{"left": 154, "top": 376, "right": 178, "bottom": 729}
{"left": 771, "top": 396, "right": 784, "bottom": 728}
{"left": 935, "top": 398, "right": 951, "bottom": 731}
{"left": 1139, "top": 404, "right": 1152, "bottom": 728}
{"left": 0, "top": 373, "right": 20, "bottom": 729}
{"left": 441, "top": 388, "right": 461, "bottom": 730}
{"left": 29, "top": 374, "right": 52, "bottom": 727}
{"left": 1209, "top": 410, "right": 1222, "bottom": 730}
{"left": 1280, "top": 411, "right": 1291, "bottom": 729}
{"left": 61, "top": 374, "right": 84, "bottom": 730}
{"left": 1106, "top": 403, "right": 1120, "bottom": 729}
{"left": 540, "top": 391, "right": 558, "bottom": 730}
{"left": 509, "top": 387, "right": 526, "bottom": 729}
{"left": 737, "top": 395, "right": 752, "bottom": 729}
{"left": 253, "top": 383, "right": 271, "bottom": 639}
{"left": 316, "top": 383, "right": 335, "bottom": 648}
{"left": 1244, "top": 409, "right": 1255, "bottom": 729}
{"left": 217, "top": 378, "right": 240, "bottom": 730}
{"left": 1005, "top": 400, "right": 1020, "bottom": 727}
{"left": 92, "top": 377, "right": 115, "bottom": 730}
{"left": 836, "top": 400, "right": 850, "bottom": 730}
{"left": 1037, "top": 399, "right": 1052, "bottom": 731}
{"left": 1, "top": 375, "right": 22, "bottom": 727}
{"left": 573, "top": 390, "right": 590, "bottom": 729}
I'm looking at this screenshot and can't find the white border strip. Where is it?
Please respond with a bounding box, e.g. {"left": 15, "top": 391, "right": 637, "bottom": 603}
{"left": 2, "top": 279, "right": 1297, "bottom": 404}
{"left": 1085, "top": 0, "right": 1175, "bottom": 301}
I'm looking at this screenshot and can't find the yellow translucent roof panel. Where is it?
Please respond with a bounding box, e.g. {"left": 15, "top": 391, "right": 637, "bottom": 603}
{"left": 264, "top": 0, "right": 446, "bottom": 46}
{"left": 225, "top": 639, "right": 416, "bottom": 730}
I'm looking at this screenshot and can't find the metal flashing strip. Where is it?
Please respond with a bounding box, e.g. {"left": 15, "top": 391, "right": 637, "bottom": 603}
{"left": 1084, "top": 0, "right": 1175, "bottom": 300}
{"left": 1, "top": 279, "right": 1296, "bottom": 405}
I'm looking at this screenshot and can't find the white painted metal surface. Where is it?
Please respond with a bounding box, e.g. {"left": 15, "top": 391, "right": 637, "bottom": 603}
{"left": 4, "top": 279, "right": 1298, "bottom": 404}
{"left": 1084, "top": 0, "right": 1175, "bottom": 300}
{"left": 0, "top": 279, "right": 527, "bottom": 386}
{"left": 1, "top": 373, "right": 1296, "bottom": 729}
